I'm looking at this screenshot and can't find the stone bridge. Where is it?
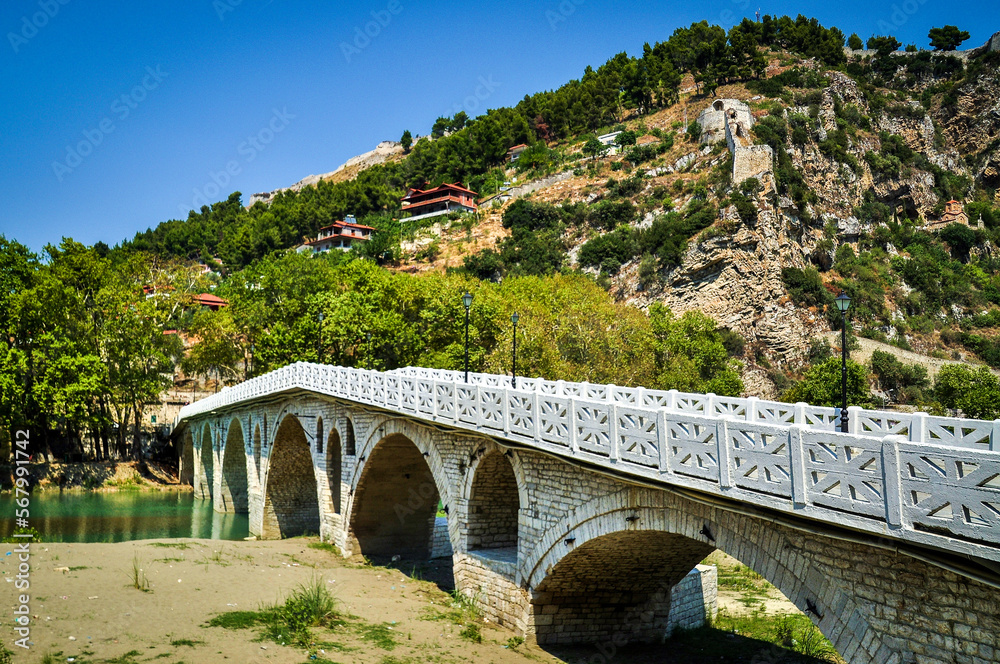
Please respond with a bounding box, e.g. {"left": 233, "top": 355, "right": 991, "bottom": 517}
{"left": 172, "top": 363, "right": 1000, "bottom": 664}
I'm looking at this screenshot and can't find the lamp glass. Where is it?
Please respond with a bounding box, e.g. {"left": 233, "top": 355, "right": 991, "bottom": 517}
{"left": 462, "top": 292, "right": 473, "bottom": 309}
{"left": 511, "top": 312, "right": 519, "bottom": 324}
{"left": 835, "top": 292, "right": 851, "bottom": 313}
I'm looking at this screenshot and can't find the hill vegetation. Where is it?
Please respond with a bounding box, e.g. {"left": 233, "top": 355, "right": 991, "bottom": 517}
{"left": 4, "top": 16, "right": 1000, "bottom": 460}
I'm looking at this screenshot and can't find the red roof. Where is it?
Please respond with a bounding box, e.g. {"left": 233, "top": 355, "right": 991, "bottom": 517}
{"left": 193, "top": 293, "right": 227, "bottom": 307}
{"left": 317, "top": 220, "right": 376, "bottom": 232}
{"left": 402, "top": 182, "right": 478, "bottom": 200}
{"left": 507, "top": 144, "right": 528, "bottom": 151}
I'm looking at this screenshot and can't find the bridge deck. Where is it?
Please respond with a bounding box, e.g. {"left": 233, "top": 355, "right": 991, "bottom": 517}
{"left": 175, "top": 363, "right": 1000, "bottom": 563}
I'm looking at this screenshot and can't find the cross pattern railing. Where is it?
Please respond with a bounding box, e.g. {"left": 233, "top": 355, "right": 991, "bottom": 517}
{"left": 176, "top": 363, "right": 1000, "bottom": 562}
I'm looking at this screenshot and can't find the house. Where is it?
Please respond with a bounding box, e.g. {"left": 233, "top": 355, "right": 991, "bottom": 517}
{"left": 506, "top": 144, "right": 528, "bottom": 162}
{"left": 306, "top": 215, "right": 376, "bottom": 252}
{"left": 597, "top": 131, "right": 623, "bottom": 155}
{"left": 193, "top": 293, "right": 227, "bottom": 311}
{"left": 400, "top": 183, "right": 478, "bottom": 222}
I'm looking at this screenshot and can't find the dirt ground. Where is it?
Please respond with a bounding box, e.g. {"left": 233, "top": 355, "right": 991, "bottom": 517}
{"left": 4, "top": 538, "right": 822, "bottom": 664}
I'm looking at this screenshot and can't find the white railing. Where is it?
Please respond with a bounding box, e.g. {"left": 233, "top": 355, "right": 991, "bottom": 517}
{"left": 176, "top": 363, "right": 1000, "bottom": 562}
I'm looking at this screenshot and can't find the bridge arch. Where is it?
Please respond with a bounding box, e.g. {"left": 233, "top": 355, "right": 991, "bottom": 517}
{"left": 178, "top": 429, "right": 194, "bottom": 486}
{"left": 196, "top": 422, "right": 214, "bottom": 500}
{"left": 464, "top": 446, "right": 525, "bottom": 554}
{"left": 342, "top": 417, "right": 356, "bottom": 456}
{"left": 347, "top": 419, "right": 451, "bottom": 559}
{"left": 522, "top": 489, "right": 874, "bottom": 658}
{"left": 219, "top": 418, "right": 249, "bottom": 513}
{"left": 261, "top": 413, "right": 320, "bottom": 538}
{"left": 326, "top": 425, "right": 342, "bottom": 514}
{"left": 251, "top": 422, "right": 263, "bottom": 487}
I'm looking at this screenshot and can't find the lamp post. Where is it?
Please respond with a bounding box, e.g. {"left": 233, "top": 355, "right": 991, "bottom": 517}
{"left": 462, "top": 292, "right": 473, "bottom": 383}
{"left": 835, "top": 291, "right": 852, "bottom": 433}
{"left": 511, "top": 312, "right": 519, "bottom": 388}
{"left": 317, "top": 312, "right": 325, "bottom": 364}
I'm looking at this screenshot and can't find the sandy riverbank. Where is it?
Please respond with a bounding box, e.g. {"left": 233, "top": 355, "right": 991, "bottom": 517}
{"left": 5, "top": 537, "right": 560, "bottom": 664}
{"left": 2, "top": 538, "right": 822, "bottom": 664}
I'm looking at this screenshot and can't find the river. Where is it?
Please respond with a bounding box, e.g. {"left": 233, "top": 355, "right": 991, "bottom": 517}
{"left": 0, "top": 490, "right": 249, "bottom": 542}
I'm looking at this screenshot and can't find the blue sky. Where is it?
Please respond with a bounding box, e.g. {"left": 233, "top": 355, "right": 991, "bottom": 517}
{"left": 0, "top": 0, "right": 993, "bottom": 253}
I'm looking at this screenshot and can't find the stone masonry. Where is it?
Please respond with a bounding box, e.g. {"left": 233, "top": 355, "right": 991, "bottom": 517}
{"left": 176, "top": 392, "right": 1000, "bottom": 663}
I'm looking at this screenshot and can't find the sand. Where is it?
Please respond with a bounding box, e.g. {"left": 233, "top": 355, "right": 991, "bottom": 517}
{"left": 3, "top": 537, "right": 557, "bottom": 664}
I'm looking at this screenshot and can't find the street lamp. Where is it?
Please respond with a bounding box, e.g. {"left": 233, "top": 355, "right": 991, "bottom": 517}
{"left": 511, "top": 312, "right": 520, "bottom": 389}
{"left": 835, "top": 291, "right": 852, "bottom": 433}
{"left": 317, "top": 312, "right": 325, "bottom": 364}
{"left": 462, "top": 292, "right": 473, "bottom": 383}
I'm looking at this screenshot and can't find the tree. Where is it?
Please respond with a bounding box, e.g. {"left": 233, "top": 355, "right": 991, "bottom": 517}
{"left": 400, "top": 129, "right": 412, "bottom": 153}
{"left": 848, "top": 33, "right": 863, "bottom": 50}
{"left": 928, "top": 25, "right": 970, "bottom": 52}
{"left": 866, "top": 35, "right": 901, "bottom": 57}
{"left": 783, "top": 358, "right": 874, "bottom": 408}
{"left": 648, "top": 304, "right": 743, "bottom": 395}
{"left": 582, "top": 136, "right": 607, "bottom": 160}
{"left": 935, "top": 364, "right": 1000, "bottom": 419}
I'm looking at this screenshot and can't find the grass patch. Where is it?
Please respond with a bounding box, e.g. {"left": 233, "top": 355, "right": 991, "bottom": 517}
{"left": 127, "top": 552, "right": 151, "bottom": 592}
{"left": 307, "top": 541, "right": 341, "bottom": 556}
{"left": 421, "top": 588, "right": 481, "bottom": 624}
{"left": 150, "top": 542, "right": 192, "bottom": 550}
{"left": 68, "top": 566, "right": 91, "bottom": 571}
{"left": 105, "top": 651, "right": 143, "bottom": 664}
{"left": 356, "top": 622, "right": 398, "bottom": 650}
{"left": 168, "top": 639, "right": 203, "bottom": 647}
{"left": 715, "top": 609, "right": 841, "bottom": 662}
{"left": 154, "top": 557, "right": 185, "bottom": 563}
{"left": 207, "top": 576, "right": 341, "bottom": 648}
{"left": 459, "top": 623, "right": 482, "bottom": 643}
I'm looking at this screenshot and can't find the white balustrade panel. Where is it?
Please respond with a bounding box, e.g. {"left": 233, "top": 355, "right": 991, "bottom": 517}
{"left": 175, "top": 363, "right": 1000, "bottom": 561}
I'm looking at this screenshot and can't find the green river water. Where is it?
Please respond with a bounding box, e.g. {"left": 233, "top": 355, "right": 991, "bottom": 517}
{"left": 0, "top": 491, "right": 249, "bottom": 542}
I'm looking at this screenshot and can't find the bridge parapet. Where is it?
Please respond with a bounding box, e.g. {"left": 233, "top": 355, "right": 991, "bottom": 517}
{"left": 176, "top": 363, "right": 1000, "bottom": 563}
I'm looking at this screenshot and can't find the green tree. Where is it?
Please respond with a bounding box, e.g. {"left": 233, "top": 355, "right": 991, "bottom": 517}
{"left": 867, "top": 35, "right": 901, "bottom": 56}
{"left": 848, "top": 33, "right": 863, "bottom": 50}
{"left": 928, "top": 25, "right": 970, "bottom": 51}
{"left": 934, "top": 364, "right": 1000, "bottom": 419}
{"left": 400, "top": 129, "right": 413, "bottom": 153}
{"left": 783, "top": 358, "right": 874, "bottom": 408}
{"left": 582, "top": 136, "right": 607, "bottom": 160}
{"left": 649, "top": 304, "right": 743, "bottom": 395}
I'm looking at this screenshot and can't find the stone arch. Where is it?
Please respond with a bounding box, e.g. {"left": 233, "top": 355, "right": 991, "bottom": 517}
{"left": 348, "top": 422, "right": 449, "bottom": 559}
{"left": 466, "top": 450, "right": 521, "bottom": 553}
{"left": 713, "top": 99, "right": 724, "bottom": 111}
{"left": 531, "top": 529, "right": 712, "bottom": 645}
{"left": 197, "top": 423, "right": 214, "bottom": 500}
{"left": 522, "top": 490, "right": 877, "bottom": 658}
{"left": 219, "top": 418, "right": 249, "bottom": 513}
{"left": 252, "top": 422, "right": 262, "bottom": 483}
{"left": 343, "top": 417, "right": 356, "bottom": 456}
{"left": 261, "top": 414, "right": 320, "bottom": 539}
{"left": 326, "top": 427, "right": 342, "bottom": 514}
{"left": 178, "top": 429, "right": 194, "bottom": 486}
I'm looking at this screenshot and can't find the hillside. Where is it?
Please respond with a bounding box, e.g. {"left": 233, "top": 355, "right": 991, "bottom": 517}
{"left": 7, "top": 17, "right": 1000, "bottom": 462}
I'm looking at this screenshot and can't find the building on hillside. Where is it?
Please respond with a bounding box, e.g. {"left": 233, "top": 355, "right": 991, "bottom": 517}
{"left": 697, "top": 98, "right": 773, "bottom": 186}
{"left": 924, "top": 200, "right": 982, "bottom": 231}
{"left": 306, "top": 215, "right": 376, "bottom": 252}
{"left": 193, "top": 293, "right": 228, "bottom": 311}
{"left": 400, "top": 183, "right": 478, "bottom": 222}
{"left": 597, "top": 131, "right": 623, "bottom": 155}
{"left": 506, "top": 144, "right": 528, "bottom": 162}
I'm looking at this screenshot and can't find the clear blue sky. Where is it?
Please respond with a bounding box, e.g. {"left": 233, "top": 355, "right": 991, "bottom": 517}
{"left": 0, "top": 0, "right": 993, "bottom": 253}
